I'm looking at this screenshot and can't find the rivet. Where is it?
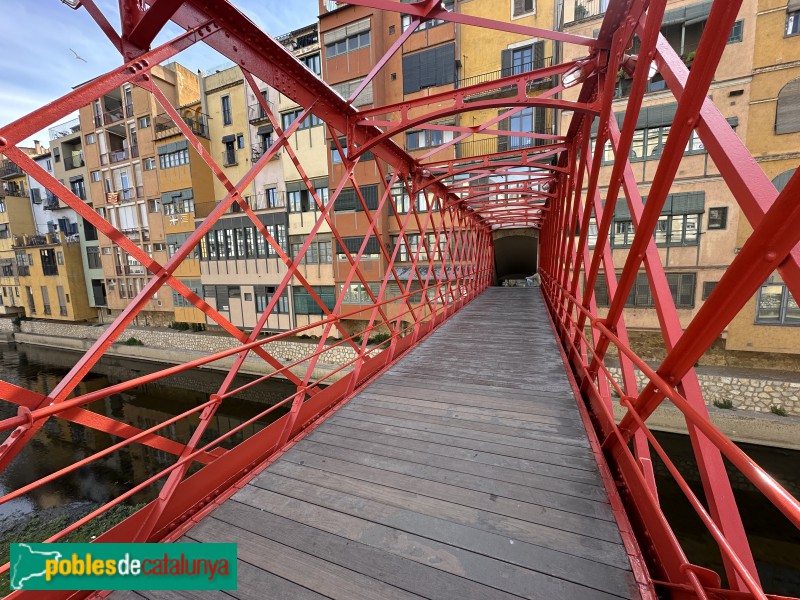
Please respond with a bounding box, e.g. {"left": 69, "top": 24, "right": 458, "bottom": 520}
{"left": 765, "top": 251, "right": 777, "bottom": 262}
{"left": 0, "top": 137, "right": 7, "bottom": 147}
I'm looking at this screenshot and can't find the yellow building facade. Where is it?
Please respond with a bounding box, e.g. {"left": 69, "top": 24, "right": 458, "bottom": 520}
{"left": 726, "top": 0, "right": 800, "bottom": 356}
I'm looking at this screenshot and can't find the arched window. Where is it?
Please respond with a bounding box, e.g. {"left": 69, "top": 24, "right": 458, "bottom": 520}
{"left": 775, "top": 77, "right": 800, "bottom": 134}
{"left": 771, "top": 169, "right": 796, "bottom": 191}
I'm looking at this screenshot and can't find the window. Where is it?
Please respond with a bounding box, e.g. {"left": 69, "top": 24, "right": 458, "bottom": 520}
{"left": 336, "top": 236, "right": 380, "bottom": 261}
{"left": 756, "top": 280, "right": 799, "bottom": 325}
{"left": 265, "top": 188, "right": 280, "bottom": 208}
{"left": 392, "top": 234, "right": 420, "bottom": 262}
{"left": 288, "top": 189, "right": 311, "bottom": 212}
{"left": 172, "top": 279, "right": 202, "bottom": 308}
{"left": 512, "top": 0, "right": 534, "bottom": 18}
{"left": 221, "top": 95, "right": 232, "bottom": 125}
{"left": 254, "top": 286, "right": 289, "bottom": 314}
{"left": 138, "top": 116, "right": 150, "bottom": 128}
{"left": 611, "top": 192, "right": 703, "bottom": 248}
{"left": 86, "top": 133, "right": 96, "bottom": 144}
{"left": 86, "top": 246, "right": 102, "bottom": 269}
{"left": 728, "top": 20, "right": 744, "bottom": 43}
{"left": 301, "top": 52, "right": 321, "bottom": 76}
{"left": 776, "top": 77, "right": 800, "bottom": 134}
{"left": 702, "top": 281, "right": 718, "bottom": 300}
{"left": 340, "top": 282, "right": 380, "bottom": 304}
{"left": 402, "top": 43, "right": 456, "bottom": 94}
{"left": 237, "top": 134, "right": 245, "bottom": 149}
{"left": 143, "top": 157, "right": 156, "bottom": 170}
{"left": 331, "top": 78, "right": 374, "bottom": 108}
{"left": 163, "top": 196, "right": 194, "bottom": 216}
{"left": 405, "top": 127, "right": 454, "bottom": 151}
{"left": 0, "top": 199, "right": 5, "bottom": 213}
{"left": 292, "top": 285, "right": 335, "bottom": 315}
{"left": 158, "top": 147, "right": 189, "bottom": 169}
{"left": 707, "top": 207, "right": 728, "bottom": 230}
{"left": 333, "top": 185, "right": 379, "bottom": 212}
{"left": 324, "top": 19, "right": 371, "bottom": 58}
{"left": 787, "top": 10, "right": 800, "bottom": 36}
{"left": 148, "top": 199, "right": 161, "bottom": 213}
{"left": 401, "top": 0, "right": 453, "bottom": 31}
{"left": 500, "top": 41, "right": 546, "bottom": 77}
{"left": 330, "top": 136, "right": 374, "bottom": 163}
{"left": 91, "top": 170, "right": 101, "bottom": 182}
{"left": 281, "top": 109, "right": 322, "bottom": 131}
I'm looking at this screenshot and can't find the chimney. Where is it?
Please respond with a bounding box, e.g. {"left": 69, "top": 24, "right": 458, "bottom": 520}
{"left": 33, "top": 140, "right": 43, "bottom": 154}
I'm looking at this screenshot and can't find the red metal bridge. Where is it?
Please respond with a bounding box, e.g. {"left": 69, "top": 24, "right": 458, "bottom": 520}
{"left": 0, "top": 0, "right": 799, "bottom": 598}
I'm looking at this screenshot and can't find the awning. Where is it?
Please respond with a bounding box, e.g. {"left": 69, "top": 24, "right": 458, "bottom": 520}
{"left": 256, "top": 125, "right": 273, "bottom": 135}
{"left": 69, "top": 175, "right": 84, "bottom": 183}
{"left": 160, "top": 189, "right": 193, "bottom": 204}
{"left": 0, "top": 224, "right": 8, "bottom": 232}
{"left": 221, "top": 134, "right": 236, "bottom": 143}
{"left": 790, "top": 0, "right": 800, "bottom": 11}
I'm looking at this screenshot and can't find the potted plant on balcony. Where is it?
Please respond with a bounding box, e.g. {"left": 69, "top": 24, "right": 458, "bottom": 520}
{"left": 683, "top": 50, "right": 696, "bottom": 69}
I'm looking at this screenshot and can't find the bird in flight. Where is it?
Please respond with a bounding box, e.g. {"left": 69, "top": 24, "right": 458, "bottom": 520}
{"left": 70, "top": 48, "right": 87, "bottom": 63}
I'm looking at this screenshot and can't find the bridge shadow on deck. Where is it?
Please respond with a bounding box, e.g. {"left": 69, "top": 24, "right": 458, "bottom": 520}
{"left": 119, "top": 288, "right": 641, "bottom": 600}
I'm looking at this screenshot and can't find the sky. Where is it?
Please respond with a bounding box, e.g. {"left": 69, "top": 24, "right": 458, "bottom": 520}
{"left": 0, "top": 0, "right": 320, "bottom": 146}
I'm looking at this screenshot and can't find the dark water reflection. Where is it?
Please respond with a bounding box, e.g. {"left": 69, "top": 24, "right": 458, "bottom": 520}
{"left": 652, "top": 431, "right": 800, "bottom": 596}
{"left": 0, "top": 343, "right": 295, "bottom": 524}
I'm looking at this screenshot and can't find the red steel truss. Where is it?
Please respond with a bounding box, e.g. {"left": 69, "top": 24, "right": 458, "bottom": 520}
{"left": 0, "top": 0, "right": 798, "bottom": 598}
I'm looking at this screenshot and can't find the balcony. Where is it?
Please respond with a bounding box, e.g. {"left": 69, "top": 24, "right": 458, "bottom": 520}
{"left": 248, "top": 102, "right": 276, "bottom": 125}
{"left": 43, "top": 191, "right": 61, "bottom": 211}
{"left": 455, "top": 57, "right": 555, "bottom": 95}
{"left": 154, "top": 112, "right": 210, "bottom": 139}
{"left": 115, "top": 264, "right": 146, "bottom": 276}
{"left": 101, "top": 145, "right": 138, "bottom": 165}
{"left": 102, "top": 106, "right": 125, "bottom": 125}
{"left": 231, "top": 190, "right": 286, "bottom": 213}
{"left": 12, "top": 231, "right": 78, "bottom": 248}
{"left": 455, "top": 130, "right": 556, "bottom": 158}
{"left": 49, "top": 117, "right": 81, "bottom": 141}
{"left": 64, "top": 151, "right": 85, "bottom": 170}
{"left": 2, "top": 186, "right": 28, "bottom": 198}
{"left": 0, "top": 161, "right": 23, "bottom": 179}
{"left": 250, "top": 142, "right": 280, "bottom": 162}
{"left": 568, "top": 0, "right": 608, "bottom": 24}
{"left": 118, "top": 186, "right": 144, "bottom": 201}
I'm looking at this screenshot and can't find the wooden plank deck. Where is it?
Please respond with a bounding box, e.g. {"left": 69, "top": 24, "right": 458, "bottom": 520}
{"left": 123, "top": 288, "right": 641, "bottom": 600}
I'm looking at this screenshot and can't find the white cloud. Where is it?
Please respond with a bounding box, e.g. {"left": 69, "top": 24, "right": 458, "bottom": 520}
{"left": 1, "top": 0, "right": 319, "bottom": 145}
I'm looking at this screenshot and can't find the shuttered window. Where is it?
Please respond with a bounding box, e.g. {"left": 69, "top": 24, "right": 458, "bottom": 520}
{"left": 331, "top": 78, "right": 374, "bottom": 107}
{"left": 500, "top": 41, "right": 545, "bottom": 77}
{"left": 333, "top": 185, "right": 379, "bottom": 212}
{"left": 336, "top": 236, "right": 381, "bottom": 258}
{"left": 619, "top": 272, "right": 696, "bottom": 308}
{"left": 402, "top": 43, "right": 455, "bottom": 94}
{"left": 776, "top": 78, "right": 800, "bottom": 134}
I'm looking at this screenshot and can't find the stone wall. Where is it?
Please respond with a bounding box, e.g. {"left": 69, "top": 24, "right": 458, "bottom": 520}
{"left": 0, "top": 319, "right": 17, "bottom": 333}
{"left": 19, "top": 320, "right": 360, "bottom": 368}
{"left": 607, "top": 366, "right": 800, "bottom": 416}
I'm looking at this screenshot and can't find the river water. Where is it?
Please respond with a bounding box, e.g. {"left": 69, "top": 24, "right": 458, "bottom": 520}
{"left": 0, "top": 343, "right": 797, "bottom": 594}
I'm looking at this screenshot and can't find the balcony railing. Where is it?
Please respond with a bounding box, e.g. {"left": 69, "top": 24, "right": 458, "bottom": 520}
{"left": 248, "top": 102, "right": 276, "bottom": 125}
{"left": 455, "top": 130, "right": 555, "bottom": 158}
{"left": 0, "top": 162, "right": 23, "bottom": 179}
{"left": 250, "top": 142, "right": 280, "bottom": 162}
{"left": 103, "top": 106, "right": 125, "bottom": 125}
{"left": 101, "top": 145, "right": 138, "bottom": 165}
{"left": 2, "top": 187, "right": 27, "bottom": 198}
{"left": 59, "top": 306, "right": 68, "bottom": 317}
{"left": 115, "top": 186, "right": 144, "bottom": 201}
{"left": 12, "top": 232, "right": 78, "bottom": 248}
{"left": 154, "top": 112, "right": 210, "bottom": 139}
{"left": 569, "top": 0, "right": 608, "bottom": 23}
{"left": 43, "top": 304, "right": 52, "bottom": 316}
{"left": 115, "top": 264, "right": 146, "bottom": 276}
{"left": 455, "top": 57, "right": 554, "bottom": 92}
{"left": 43, "top": 192, "right": 61, "bottom": 210}
{"left": 231, "top": 190, "right": 286, "bottom": 213}
{"left": 64, "top": 151, "right": 85, "bottom": 170}
{"left": 49, "top": 117, "right": 81, "bottom": 141}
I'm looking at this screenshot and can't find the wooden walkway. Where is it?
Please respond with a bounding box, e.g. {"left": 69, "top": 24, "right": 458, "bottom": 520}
{"left": 122, "top": 288, "right": 641, "bottom": 600}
